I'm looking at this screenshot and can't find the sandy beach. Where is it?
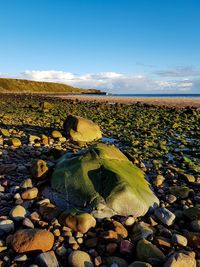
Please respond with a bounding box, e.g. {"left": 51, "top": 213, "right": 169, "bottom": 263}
{"left": 50, "top": 94, "right": 200, "bottom": 108}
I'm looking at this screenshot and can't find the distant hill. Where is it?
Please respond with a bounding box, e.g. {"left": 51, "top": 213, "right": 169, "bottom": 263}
{"left": 0, "top": 78, "right": 103, "bottom": 94}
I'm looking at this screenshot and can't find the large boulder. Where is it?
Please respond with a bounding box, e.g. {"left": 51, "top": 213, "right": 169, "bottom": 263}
{"left": 64, "top": 115, "right": 102, "bottom": 142}
{"left": 44, "top": 144, "right": 159, "bottom": 218}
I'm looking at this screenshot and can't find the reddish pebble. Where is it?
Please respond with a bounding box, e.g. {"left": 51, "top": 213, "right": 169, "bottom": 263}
{"left": 120, "top": 239, "right": 134, "bottom": 254}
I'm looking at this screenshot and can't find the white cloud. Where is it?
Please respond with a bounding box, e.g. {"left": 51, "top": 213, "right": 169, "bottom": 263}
{"left": 0, "top": 69, "right": 199, "bottom": 93}
{"left": 155, "top": 66, "right": 200, "bottom": 77}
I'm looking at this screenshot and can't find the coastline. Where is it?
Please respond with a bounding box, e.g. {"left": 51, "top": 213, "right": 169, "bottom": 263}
{"left": 49, "top": 94, "right": 200, "bottom": 108}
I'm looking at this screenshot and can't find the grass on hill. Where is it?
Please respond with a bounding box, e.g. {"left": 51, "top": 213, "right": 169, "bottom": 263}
{"left": 0, "top": 78, "right": 102, "bottom": 94}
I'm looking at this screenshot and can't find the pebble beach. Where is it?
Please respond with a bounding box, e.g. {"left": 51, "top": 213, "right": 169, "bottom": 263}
{"left": 0, "top": 93, "right": 199, "bottom": 267}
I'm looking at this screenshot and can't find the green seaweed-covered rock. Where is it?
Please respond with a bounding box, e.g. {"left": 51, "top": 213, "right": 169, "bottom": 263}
{"left": 45, "top": 144, "right": 159, "bottom": 218}
{"left": 64, "top": 115, "right": 102, "bottom": 142}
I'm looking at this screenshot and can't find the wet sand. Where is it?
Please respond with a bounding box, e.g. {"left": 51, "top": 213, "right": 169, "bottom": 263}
{"left": 50, "top": 94, "right": 200, "bottom": 108}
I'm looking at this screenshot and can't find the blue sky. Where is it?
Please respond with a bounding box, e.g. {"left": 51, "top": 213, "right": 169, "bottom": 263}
{"left": 0, "top": 0, "right": 200, "bottom": 93}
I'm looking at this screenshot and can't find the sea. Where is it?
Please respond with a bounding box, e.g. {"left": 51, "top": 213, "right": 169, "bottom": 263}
{"left": 96, "top": 94, "right": 200, "bottom": 98}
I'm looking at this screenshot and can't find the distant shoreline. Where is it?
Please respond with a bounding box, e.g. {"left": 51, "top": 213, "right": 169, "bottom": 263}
{"left": 49, "top": 94, "right": 200, "bottom": 108}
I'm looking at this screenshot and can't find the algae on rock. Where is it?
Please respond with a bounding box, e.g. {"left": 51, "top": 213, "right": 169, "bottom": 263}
{"left": 46, "top": 143, "right": 159, "bottom": 218}
{"left": 64, "top": 115, "right": 102, "bottom": 142}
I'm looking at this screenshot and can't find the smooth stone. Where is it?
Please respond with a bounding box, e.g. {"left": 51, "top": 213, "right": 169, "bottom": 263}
{"left": 0, "top": 129, "right": 10, "bottom": 137}
{"left": 153, "top": 175, "right": 165, "bottom": 187}
{"left": 125, "top": 216, "right": 135, "bottom": 226}
{"left": 11, "top": 229, "right": 54, "bottom": 253}
{"left": 183, "top": 207, "right": 200, "bottom": 220}
{"left": 163, "top": 252, "right": 196, "bottom": 267}
{"left": 56, "top": 245, "right": 67, "bottom": 256}
{"left": 52, "top": 130, "right": 62, "bottom": 139}
{"left": 0, "top": 246, "right": 7, "bottom": 252}
{"left": 185, "top": 231, "right": 200, "bottom": 249}
{"left": 21, "top": 178, "right": 33, "bottom": 189}
{"left": 31, "top": 159, "right": 48, "bottom": 180}
{"left": 180, "top": 173, "right": 196, "bottom": 183}
{"left": 128, "top": 262, "right": 152, "bottom": 267}
{"left": 154, "top": 207, "right": 176, "bottom": 226}
{"left": 23, "top": 218, "right": 34, "bottom": 229}
{"left": 113, "top": 220, "right": 128, "bottom": 238}
{"left": 68, "top": 250, "right": 94, "bottom": 267}
{"left": 61, "top": 212, "right": 96, "bottom": 234}
{"left": 106, "top": 257, "right": 128, "bottom": 267}
{"left": 170, "top": 186, "right": 190, "bottom": 199}
{"left": 9, "top": 138, "right": 21, "bottom": 147}
{"left": 64, "top": 115, "right": 102, "bottom": 142}
{"left": 35, "top": 251, "right": 59, "bottom": 267}
{"left": 136, "top": 238, "right": 166, "bottom": 263}
{"left": 0, "top": 220, "right": 15, "bottom": 233}
{"left": 166, "top": 194, "right": 177, "bottom": 204}
{"left": 21, "top": 187, "right": 38, "bottom": 200}
{"left": 29, "top": 135, "right": 40, "bottom": 143}
{"left": 39, "top": 203, "right": 62, "bottom": 222}
{"left": 190, "top": 220, "right": 200, "bottom": 232}
{"left": 9, "top": 205, "right": 27, "bottom": 221}
{"left": 50, "top": 144, "right": 159, "bottom": 218}
{"left": 120, "top": 239, "right": 133, "bottom": 254}
{"left": 171, "top": 234, "right": 187, "bottom": 247}
{"left": 132, "top": 222, "right": 154, "bottom": 241}
{"left": 14, "top": 254, "right": 28, "bottom": 262}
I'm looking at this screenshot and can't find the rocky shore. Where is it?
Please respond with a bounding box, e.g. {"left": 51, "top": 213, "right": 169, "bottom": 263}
{"left": 0, "top": 94, "right": 199, "bottom": 267}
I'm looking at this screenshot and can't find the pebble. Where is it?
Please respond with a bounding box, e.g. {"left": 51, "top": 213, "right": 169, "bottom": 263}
{"left": 106, "top": 242, "right": 118, "bottom": 255}
{"left": 9, "top": 205, "right": 27, "bottom": 221}
{"left": 23, "top": 217, "right": 35, "bottom": 228}
{"left": 154, "top": 207, "right": 176, "bottom": 226}
{"left": 163, "top": 252, "right": 196, "bottom": 267}
{"left": 21, "top": 187, "right": 38, "bottom": 200}
{"left": 128, "top": 262, "right": 152, "bottom": 267}
{"left": 14, "top": 254, "right": 28, "bottom": 262}
{"left": 56, "top": 245, "right": 67, "bottom": 256}
{"left": 190, "top": 220, "right": 200, "bottom": 232}
{"left": 136, "top": 238, "right": 166, "bottom": 262}
{"left": 21, "top": 178, "right": 33, "bottom": 189}
{"left": 120, "top": 239, "right": 134, "bottom": 254}
{"left": 68, "top": 250, "right": 94, "bottom": 267}
{"left": 153, "top": 174, "right": 165, "bottom": 187}
{"left": 113, "top": 220, "right": 128, "bottom": 238}
{"left": 11, "top": 229, "right": 54, "bottom": 253}
{"left": 35, "top": 251, "right": 59, "bottom": 267}
{"left": 125, "top": 216, "right": 135, "bottom": 226}
{"left": 171, "top": 234, "right": 187, "bottom": 247}
{"left": 106, "top": 257, "right": 128, "bottom": 267}
{"left": 0, "top": 219, "right": 15, "bottom": 233}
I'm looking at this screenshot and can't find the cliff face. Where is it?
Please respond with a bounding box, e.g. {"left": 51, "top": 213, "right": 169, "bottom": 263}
{"left": 0, "top": 78, "right": 103, "bottom": 94}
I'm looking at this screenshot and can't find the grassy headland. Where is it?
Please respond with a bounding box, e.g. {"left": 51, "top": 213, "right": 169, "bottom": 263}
{"left": 0, "top": 77, "right": 103, "bottom": 94}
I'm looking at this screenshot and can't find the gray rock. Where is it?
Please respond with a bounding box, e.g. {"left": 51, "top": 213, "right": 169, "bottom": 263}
{"left": 136, "top": 239, "right": 166, "bottom": 263}
{"left": 0, "top": 219, "right": 15, "bottom": 233}
{"left": 35, "top": 251, "right": 59, "bottom": 267}
{"left": 106, "top": 257, "right": 128, "bottom": 267}
{"left": 128, "top": 262, "right": 152, "bottom": 267}
{"left": 132, "top": 222, "right": 154, "bottom": 241}
{"left": 190, "top": 220, "right": 200, "bottom": 232}
{"left": 154, "top": 207, "right": 176, "bottom": 226}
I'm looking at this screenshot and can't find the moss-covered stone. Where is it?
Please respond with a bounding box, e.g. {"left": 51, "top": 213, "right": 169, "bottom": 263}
{"left": 48, "top": 144, "right": 159, "bottom": 218}
{"left": 64, "top": 115, "right": 102, "bottom": 142}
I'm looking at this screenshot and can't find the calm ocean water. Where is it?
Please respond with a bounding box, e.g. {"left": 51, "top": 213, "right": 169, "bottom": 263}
{"left": 108, "top": 94, "right": 200, "bottom": 98}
